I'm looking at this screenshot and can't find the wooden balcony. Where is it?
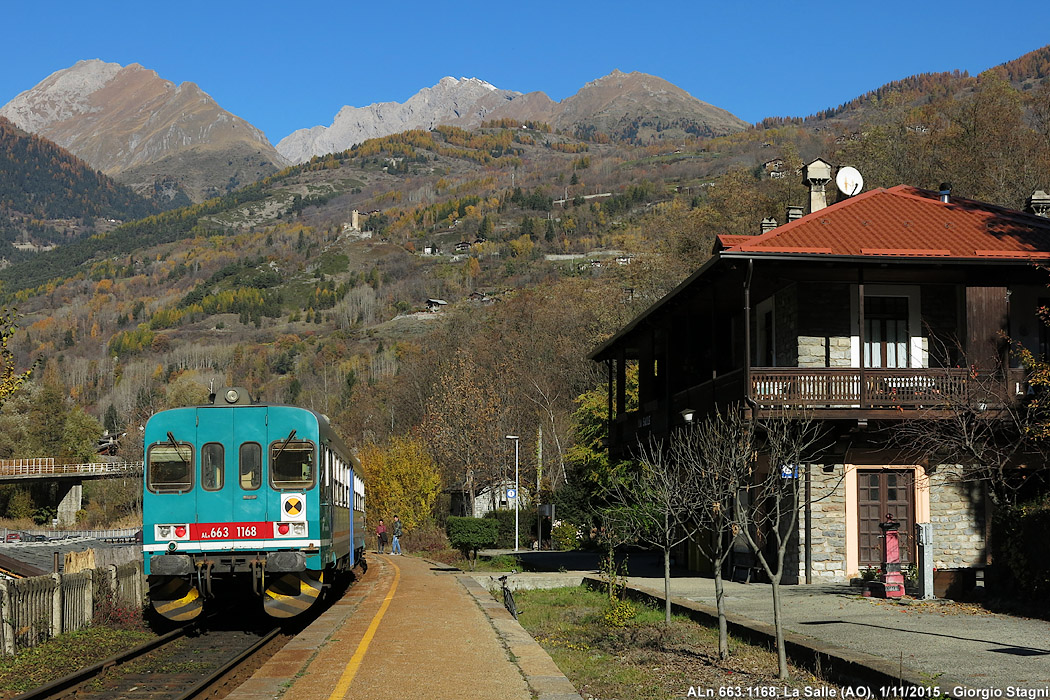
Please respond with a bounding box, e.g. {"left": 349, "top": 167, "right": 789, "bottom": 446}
{"left": 749, "top": 367, "right": 1024, "bottom": 413}
{"left": 608, "top": 367, "right": 1027, "bottom": 457}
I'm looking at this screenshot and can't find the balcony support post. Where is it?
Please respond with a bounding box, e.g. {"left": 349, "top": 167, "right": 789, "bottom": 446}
{"left": 858, "top": 277, "right": 866, "bottom": 409}
{"left": 744, "top": 259, "right": 755, "bottom": 416}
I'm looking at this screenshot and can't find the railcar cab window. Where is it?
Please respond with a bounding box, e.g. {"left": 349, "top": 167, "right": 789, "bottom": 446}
{"left": 240, "top": 442, "right": 262, "bottom": 490}
{"left": 147, "top": 442, "right": 194, "bottom": 493}
{"left": 270, "top": 439, "right": 316, "bottom": 490}
{"left": 202, "top": 443, "right": 224, "bottom": 491}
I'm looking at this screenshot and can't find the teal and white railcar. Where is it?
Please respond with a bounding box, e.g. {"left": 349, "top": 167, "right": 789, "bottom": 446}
{"left": 142, "top": 387, "right": 366, "bottom": 620}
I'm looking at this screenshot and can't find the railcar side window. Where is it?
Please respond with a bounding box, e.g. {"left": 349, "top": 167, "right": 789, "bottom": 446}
{"left": 147, "top": 443, "right": 194, "bottom": 493}
{"left": 202, "top": 443, "right": 224, "bottom": 491}
{"left": 270, "top": 440, "right": 315, "bottom": 490}
{"left": 239, "top": 442, "right": 262, "bottom": 490}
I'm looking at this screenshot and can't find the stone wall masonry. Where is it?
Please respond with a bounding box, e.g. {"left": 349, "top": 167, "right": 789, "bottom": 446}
{"left": 797, "top": 336, "right": 853, "bottom": 368}
{"left": 927, "top": 472, "right": 986, "bottom": 569}
{"left": 797, "top": 467, "right": 848, "bottom": 582}
{"left": 797, "top": 335, "right": 825, "bottom": 368}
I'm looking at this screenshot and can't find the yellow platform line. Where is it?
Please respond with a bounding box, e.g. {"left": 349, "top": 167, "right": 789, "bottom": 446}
{"left": 327, "top": 556, "right": 400, "bottom": 700}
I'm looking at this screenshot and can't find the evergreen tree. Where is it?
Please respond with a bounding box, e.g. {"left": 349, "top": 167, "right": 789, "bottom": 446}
{"left": 104, "top": 404, "right": 120, "bottom": 434}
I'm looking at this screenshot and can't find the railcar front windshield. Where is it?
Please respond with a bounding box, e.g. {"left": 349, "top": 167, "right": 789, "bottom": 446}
{"left": 270, "top": 440, "right": 315, "bottom": 490}
{"left": 147, "top": 443, "right": 194, "bottom": 493}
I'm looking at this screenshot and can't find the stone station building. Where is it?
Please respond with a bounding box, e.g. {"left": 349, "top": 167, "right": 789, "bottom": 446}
{"left": 591, "top": 163, "right": 1050, "bottom": 584}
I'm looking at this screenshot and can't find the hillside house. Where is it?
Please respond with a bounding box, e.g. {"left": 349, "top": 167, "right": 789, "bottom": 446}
{"left": 591, "top": 166, "right": 1050, "bottom": 584}
{"left": 448, "top": 478, "right": 528, "bottom": 518}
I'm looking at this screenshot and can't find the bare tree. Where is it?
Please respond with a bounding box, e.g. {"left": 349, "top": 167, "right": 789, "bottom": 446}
{"left": 611, "top": 437, "right": 703, "bottom": 623}
{"left": 894, "top": 342, "right": 1048, "bottom": 508}
{"left": 679, "top": 405, "right": 755, "bottom": 660}
{"left": 735, "top": 411, "right": 828, "bottom": 680}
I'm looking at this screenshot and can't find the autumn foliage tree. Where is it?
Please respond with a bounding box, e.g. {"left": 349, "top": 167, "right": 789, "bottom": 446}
{"left": 0, "top": 308, "right": 33, "bottom": 411}
{"left": 357, "top": 435, "right": 441, "bottom": 534}
{"left": 422, "top": 351, "right": 508, "bottom": 513}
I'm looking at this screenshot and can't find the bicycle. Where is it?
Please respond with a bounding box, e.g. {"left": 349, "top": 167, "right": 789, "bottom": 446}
{"left": 494, "top": 573, "right": 518, "bottom": 619}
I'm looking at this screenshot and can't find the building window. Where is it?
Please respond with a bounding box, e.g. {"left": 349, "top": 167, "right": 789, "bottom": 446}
{"left": 864, "top": 296, "right": 909, "bottom": 368}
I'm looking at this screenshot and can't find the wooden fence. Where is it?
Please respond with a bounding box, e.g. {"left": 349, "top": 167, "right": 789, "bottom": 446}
{"left": 0, "top": 560, "right": 144, "bottom": 655}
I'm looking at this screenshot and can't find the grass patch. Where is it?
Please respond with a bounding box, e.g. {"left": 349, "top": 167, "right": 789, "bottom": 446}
{"left": 0, "top": 627, "right": 153, "bottom": 694}
{"left": 516, "top": 586, "right": 836, "bottom": 700}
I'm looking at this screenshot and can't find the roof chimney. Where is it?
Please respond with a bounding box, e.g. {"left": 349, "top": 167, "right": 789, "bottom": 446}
{"left": 938, "top": 182, "right": 952, "bottom": 204}
{"left": 760, "top": 217, "right": 778, "bottom": 234}
{"left": 803, "top": 158, "right": 833, "bottom": 213}
{"left": 1026, "top": 190, "right": 1050, "bottom": 218}
{"left": 786, "top": 206, "right": 803, "bottom": 222}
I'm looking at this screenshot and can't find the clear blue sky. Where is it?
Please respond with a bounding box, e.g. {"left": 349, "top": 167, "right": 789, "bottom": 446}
{"left": 4, "top": 1, "right": 1049, "bottom": 145}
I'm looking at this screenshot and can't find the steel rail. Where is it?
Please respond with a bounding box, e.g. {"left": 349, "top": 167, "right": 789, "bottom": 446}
{"left": 172, "top": 627, "right": 283, "bottom": 700}
{"left": 12, "top": 624, "right": 192, "bottom": 700}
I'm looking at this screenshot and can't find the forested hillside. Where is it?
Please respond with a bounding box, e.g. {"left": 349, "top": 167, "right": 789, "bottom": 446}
{"left": 0, "top": 117, "right": 159, "bottom": 259}
{"left": 1, "top": 46, "right": 1050, "bottom": 527}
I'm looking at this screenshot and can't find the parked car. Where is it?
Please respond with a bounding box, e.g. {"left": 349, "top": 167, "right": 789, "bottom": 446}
{"left": 5, "top": 533, "right": 21, "bottom": 543}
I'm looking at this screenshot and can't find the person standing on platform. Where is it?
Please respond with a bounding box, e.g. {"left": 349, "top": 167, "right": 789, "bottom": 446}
{"left": 391, "top": 515, "right": 403, "bottom": 555}
{"left": 376, "top": 519, "right": 387, "bottom": 554}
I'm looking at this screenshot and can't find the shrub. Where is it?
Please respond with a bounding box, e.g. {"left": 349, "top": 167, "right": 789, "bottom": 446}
{"left": 483, "top": 509, "right": 537, "bottom": 549}
{"left": 600, "top": 599, "right": 637, "bottom": 627}
{"left": 401, "top": 524, "right": 450, "bottom": 553}
{"left": 552, "top": 521, "right": 580, "bottom": 551}
{"left": 446, "top": 516, "right": 498, "bottom": 570}
{"left": 991, "top": 498, "right": 1050, "bottom": 601}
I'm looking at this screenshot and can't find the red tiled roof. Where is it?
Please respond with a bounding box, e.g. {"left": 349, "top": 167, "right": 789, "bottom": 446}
{"left": 717, "top": 186, "right": 1050, "bottom": 261}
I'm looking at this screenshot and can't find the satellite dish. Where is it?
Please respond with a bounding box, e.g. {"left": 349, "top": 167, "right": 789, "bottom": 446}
{"left": 836, "top": 166, "right": 864, "bottom": 197}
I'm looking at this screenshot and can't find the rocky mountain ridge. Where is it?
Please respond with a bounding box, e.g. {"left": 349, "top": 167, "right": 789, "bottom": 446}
{"left": 0, "top": 60, "right": 288, "bottom": 202}
{"left": 276, "top": 76, "right": 523, "bottom": 164}
{"left": 278, "top": 70, "right": 750, "bottom": 163}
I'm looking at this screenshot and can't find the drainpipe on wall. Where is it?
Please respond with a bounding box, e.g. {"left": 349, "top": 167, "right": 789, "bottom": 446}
{"left": 805, "top": 463, "right": 812, "bottom": 584}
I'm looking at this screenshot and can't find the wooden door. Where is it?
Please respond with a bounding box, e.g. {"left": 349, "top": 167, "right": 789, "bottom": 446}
{"left": 966, "top": 286, "right": 1008, "bottom": 371}
{"left": 858, "top": 469, "right": 915, "bottom": 566}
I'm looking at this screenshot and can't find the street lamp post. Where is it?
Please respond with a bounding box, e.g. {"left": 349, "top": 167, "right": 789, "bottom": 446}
{"left": 505, "top": 435, "right": 520, "bottom": 552}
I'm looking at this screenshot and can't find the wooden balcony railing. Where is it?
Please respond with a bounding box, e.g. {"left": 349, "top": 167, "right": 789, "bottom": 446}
{"left": 749, "top": 367, "right": 1006, "bottom": 409}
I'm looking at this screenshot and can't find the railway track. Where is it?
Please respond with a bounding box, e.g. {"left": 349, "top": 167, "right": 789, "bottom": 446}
{"left": 14, "top": 617, "right": 286, "bottom": 700}
{"left": 12, "top": 564, "right": 360, "bottom": 700}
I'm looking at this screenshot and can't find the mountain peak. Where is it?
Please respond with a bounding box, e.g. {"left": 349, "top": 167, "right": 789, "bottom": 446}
{"left": 0, "top": 60, "right": 287, "bottom": 202}
{"left": 436, "top": 76, "right": 498, "bottom": 92}
{"left": 276, "top": 76, "right": 520, "bottom": 163}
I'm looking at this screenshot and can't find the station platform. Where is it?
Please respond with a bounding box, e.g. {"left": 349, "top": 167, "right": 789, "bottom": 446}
{"left": 225, "top": 554, "right": 581, "bottom": 700}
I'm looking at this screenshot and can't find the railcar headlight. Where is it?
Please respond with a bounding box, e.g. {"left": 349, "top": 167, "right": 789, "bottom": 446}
{"left": 293, "top": 523, "right": 306, "bottom": 535}
{"left": 158, "top": 525, "right": 171, "bottom": 538}
{"left": 225, "top": 389, "right": 240, "bottom": 403}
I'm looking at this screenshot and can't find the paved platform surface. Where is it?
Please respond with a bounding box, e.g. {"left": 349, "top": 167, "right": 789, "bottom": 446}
{"left": 225, "top": 554, "right": 580, "bottom": 700}
{"left": 496, "top": 549, "right": 1050, "bottom": 692}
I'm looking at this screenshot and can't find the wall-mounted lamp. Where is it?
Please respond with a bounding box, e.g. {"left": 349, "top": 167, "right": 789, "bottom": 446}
{"left": 680, "top": 408, "right": 696, "bottom": 424}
